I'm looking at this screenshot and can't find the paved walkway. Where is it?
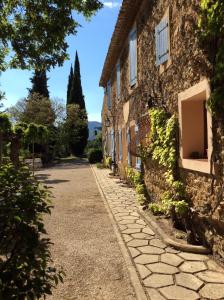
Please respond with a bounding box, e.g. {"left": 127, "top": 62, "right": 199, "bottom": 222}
{"left": 36, "top": 159, "right": 136, "bottom": 300}
{"left": 93, "top": 166, "right": 224, "bottom": 300}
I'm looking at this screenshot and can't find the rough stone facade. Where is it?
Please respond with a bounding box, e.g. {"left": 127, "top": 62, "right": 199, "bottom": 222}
{"left": 100, "top": 0, "right": 224, "bottom": 258}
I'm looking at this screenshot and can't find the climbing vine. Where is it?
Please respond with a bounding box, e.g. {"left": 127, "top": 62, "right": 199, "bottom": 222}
{"left": 145, "top": 108, "right": 188, "bottom": 217}
{"left": 126, "top": 167, "right": 148, "bottom": 206}
{"left": 198, "top": 0, "right": 224, "bottom": 116}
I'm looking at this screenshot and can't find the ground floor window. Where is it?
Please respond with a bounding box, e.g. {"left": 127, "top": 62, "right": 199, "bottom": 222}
{"left": 178, "top": 79, "right": 212, "bottom": 173}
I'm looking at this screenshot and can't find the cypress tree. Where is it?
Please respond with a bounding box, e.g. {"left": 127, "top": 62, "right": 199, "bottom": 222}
{"left": 66, "top": 51, "right": 88, "bottom": 156}
{"left": 29, "top": 69, "right": 49, "bottom": 98}
{"left": 69, "top": 51, "right": 85, "bottom": 109}
{"left": 66, "top": 65, "right": 73, "bottom": 105}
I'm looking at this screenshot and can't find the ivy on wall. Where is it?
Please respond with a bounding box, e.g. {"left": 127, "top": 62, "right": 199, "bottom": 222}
{"left": 198, "top": 0, "right": 224, "bottom": 116}
{"left": 142, "top": 108, "right": 189, "bottom": 217}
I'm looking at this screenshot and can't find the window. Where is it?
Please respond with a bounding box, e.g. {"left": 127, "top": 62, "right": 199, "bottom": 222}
{"left": 178, "top": 79, "right": 212, "bottom": 174}
{"left": 129, "top": 28, "right": 137, "bottom": 86}
{"left": 116, "top": 61, "right": 121, "bottom": 98}
{"left": 135, "top": 125, "right": 141, "bottom": 169}
{"left": 107, "top": 81, "right": 111, "bottom": 110}
{"left": 155, "top": 15, "right": 170, "bottom": 66}
{"left": 111, "top": 129, "right": 114, "bottom": 161}
{"left": 119, "top": 129, "right": 122, "bottom": 161}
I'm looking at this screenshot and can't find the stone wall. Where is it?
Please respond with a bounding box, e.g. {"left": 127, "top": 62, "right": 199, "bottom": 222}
{"left": 101, "top": 0, "right": 224, "bottom": 257}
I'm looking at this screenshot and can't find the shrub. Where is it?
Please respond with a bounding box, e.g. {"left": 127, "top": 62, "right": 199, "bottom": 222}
{"left": 137, "top": 194, "right": 146, "bottom": 206}
{"left": 88, "top": 148, "right": 102, "bottom": 164}
{"left": 104, "top": 156, "right": 112, "bottom": 168}
{"left": 136, "top": 184, "right": 145, "bottom": 195}
{"left": 0, "top": 163, "right": 64, "bottom": 299}
{"left": 96, "top": 162, "right": 104, "bottom": 169}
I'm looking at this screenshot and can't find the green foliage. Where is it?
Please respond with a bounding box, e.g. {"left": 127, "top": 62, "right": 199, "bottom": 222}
{"left": 87, "top": 148, "right": 102, "bottom": 164}
{"left": 149, "top": 192, "right": 188, "bottom": 217}
{"left": 0, "top": 163, "right": 64, "bottom": 299}
{"left": 0, "top": 113, "right": 12, "bottom": 134}
{"left": 22, "top": 93, "right": 55, "bottom": 127}
{"left": 198, "top": 0, "right": 224, "bottom": 115}
{"left": 104, "top": 156, "right": 112, "bottom": 168}
{"left": 25, "top": 123, "right": 48, "bottom": 145}
{"left": 148, "top": 203, "right": 165, "bottom": 215}
{"left": 96, "top": 162, "right": 104, "bottom": 169}
{"left": 147, "top": 108, "right": 189, "bottom": 217}
{"left": 86, "top": 132, "right": 102, "bottom": 154}
{"left": 149, "top": 109, "right": 177, "bottom": 170}
{"left": 67, "top": 65, "right": 74, "bottom": 105}
{"left": 0, "top": 0, "right": 103, "bottom": 70}
{"left": 126, "top": 167, "right": 148, "bottom": 205}
{"left": 137, "top": 194, "right": 146, "bottom": 206}
{"left": 68, "top": 52, "right": 85, "bottom": 109}
{"left": 64, "top": 104, "right": 88, "bottom": 156}
{"left": 29, "top": 70, "right": 49, "bottom": 98}
{"left": 136, "top": 184, "right": 145, "bottom": 195}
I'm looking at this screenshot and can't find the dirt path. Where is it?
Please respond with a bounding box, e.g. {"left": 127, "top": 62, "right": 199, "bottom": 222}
{"left": 36, "top": 159, "right": 136, "bottom": 300}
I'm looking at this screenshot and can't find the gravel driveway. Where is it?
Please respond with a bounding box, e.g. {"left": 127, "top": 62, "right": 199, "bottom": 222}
{"left": 36, "top": 159, "right": 136, "bottom": 300}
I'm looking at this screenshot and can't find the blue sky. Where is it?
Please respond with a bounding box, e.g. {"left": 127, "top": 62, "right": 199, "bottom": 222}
{"left": 0, "top": 1, "right": 122, "bottom": 122}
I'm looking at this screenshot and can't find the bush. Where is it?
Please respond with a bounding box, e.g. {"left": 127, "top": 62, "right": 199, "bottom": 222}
{"left": 88, "top": 148, "right": 102, "bottom": 164}
{"left": 104, "top": 156, "right": 112, "bottom": 168}
{"left": 0, "top": 163, "right": 64, "bottom": 299}
{"left": 96, "top": 162, "right": 104, "bottom": 169}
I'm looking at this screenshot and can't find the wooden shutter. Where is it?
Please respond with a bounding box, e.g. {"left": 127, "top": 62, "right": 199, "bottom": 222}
{"left": 155, "top": 17, "right": 169, "bottom": 66}
{"left": 107, "top": 81, "right": 111, "bottom": 110}
{"left": 129, "top": 29, "right": 137, "bottom": 86}
{"left": 116, "top": 61, "right": 121, "bottom": 98}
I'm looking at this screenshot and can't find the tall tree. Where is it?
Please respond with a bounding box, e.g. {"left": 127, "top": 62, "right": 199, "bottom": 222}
{"left": 67, "top": 65, "right": 73, "bottom": 105}
{"left": 29, "top": 70, "right": 49, "bottom": 98}
{"left": 0, "top": 1, "right": 103, "bottom": 71}
{"left": 68, "top": 51, "right": 85, "bottom": 109}
{"left": 64, "top": 104, "right": 88, "bottom": 156}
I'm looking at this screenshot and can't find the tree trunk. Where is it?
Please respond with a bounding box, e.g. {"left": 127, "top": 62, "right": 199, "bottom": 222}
{"left": 10, "top": 137, "right": 20, "bottom": 168}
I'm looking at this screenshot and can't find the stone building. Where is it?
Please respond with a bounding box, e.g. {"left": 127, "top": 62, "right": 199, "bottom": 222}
{"left": 99, "top": 0, "right": 224, "bottom": 257}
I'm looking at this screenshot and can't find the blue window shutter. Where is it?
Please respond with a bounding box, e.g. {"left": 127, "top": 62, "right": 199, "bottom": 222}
{"left": 155, "top": 25, "right": 160, "bottom": 66}
{"left": 116, "top": 62, "right": 121, "bottom": 98}
{"left": 135, "top": 125, "right": 141, "bottom": 169}
{"left": 155, "top": 17, "right": 169, "bottom": 66}
{"left": 107, "top": 81, "right": 111, "bottom": 110}
{"left": 129, "top": 29, "right": 137, "bottom": 86}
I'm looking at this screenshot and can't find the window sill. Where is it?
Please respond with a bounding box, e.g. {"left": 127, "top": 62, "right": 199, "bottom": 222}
{"left": 179, "top": 158, "right": 211, "bottom": 174}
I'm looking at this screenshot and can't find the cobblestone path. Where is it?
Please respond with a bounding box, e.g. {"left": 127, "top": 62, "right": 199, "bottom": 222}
{"left": 93, "top": 166, "right": 224, "bottom": 300}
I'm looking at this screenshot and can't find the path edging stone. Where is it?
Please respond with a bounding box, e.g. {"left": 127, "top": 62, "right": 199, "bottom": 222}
{"left": 138, "top": 207, "right": 211, "bottom": 254}
{"left": 91, "top": 165, "right": 148, "bottom": 300}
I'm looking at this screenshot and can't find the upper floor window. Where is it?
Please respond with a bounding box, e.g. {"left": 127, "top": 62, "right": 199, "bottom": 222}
{"left": 155, "top": 14, "right": 170, "bottom": 66}
{"left": 116, "top": 61, "right": 121, "bottom": 98}
{"left": 129, "top": 28, "right": 137, "bottom": 87}
{"left": 107, "top": 81, "right": 111, "bottom": 110}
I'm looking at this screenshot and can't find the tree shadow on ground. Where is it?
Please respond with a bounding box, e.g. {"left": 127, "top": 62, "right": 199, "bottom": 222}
{"left": 52, "top": 157, "right": 90, "bottom": 170}
{"left": 35, "top": 173, "right": 70, "bottom": 185}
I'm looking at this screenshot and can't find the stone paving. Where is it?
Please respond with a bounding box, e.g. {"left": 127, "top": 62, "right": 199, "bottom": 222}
{"left": 93, "top": 166, "right": 224, "bottom": 300}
